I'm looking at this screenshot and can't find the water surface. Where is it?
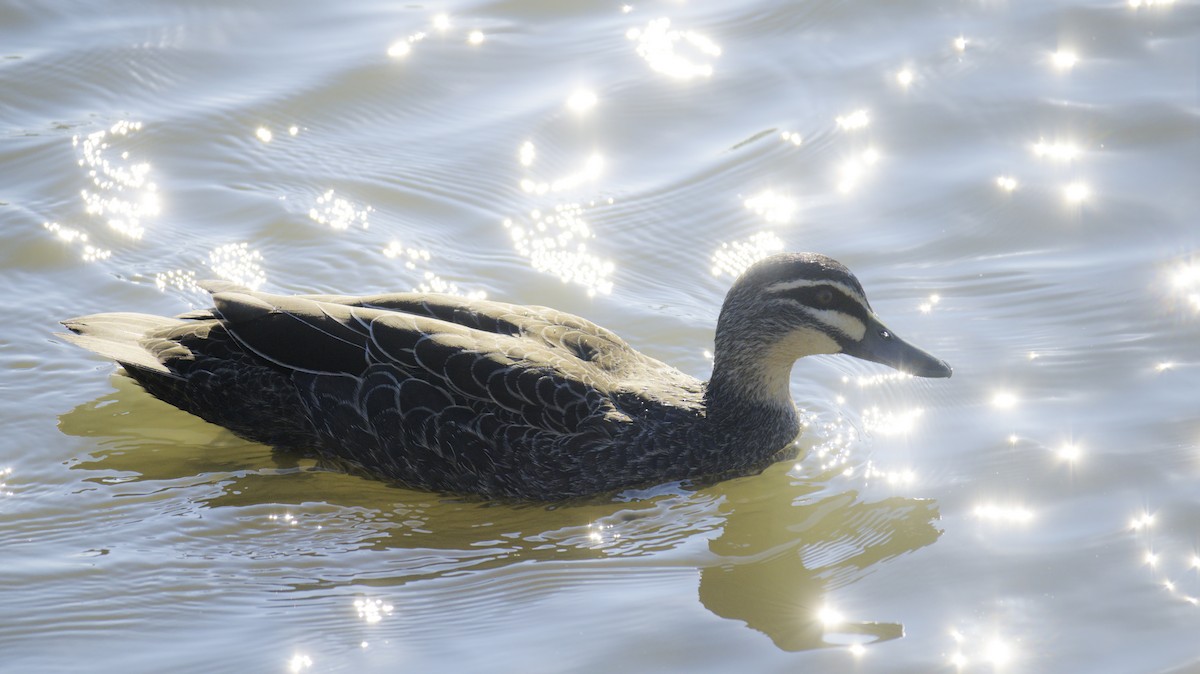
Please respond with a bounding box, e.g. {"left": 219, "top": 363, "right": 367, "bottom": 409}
{"left": 3, "top": 0, "right": 1200, "bottom": 672}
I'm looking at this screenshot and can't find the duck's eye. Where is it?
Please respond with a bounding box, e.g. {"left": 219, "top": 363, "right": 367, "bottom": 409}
{"left": 815, "top": 288, "right": 834, "bottom": 306}
{"left": 879, "top": 329, "right": 892, "bottom": 340}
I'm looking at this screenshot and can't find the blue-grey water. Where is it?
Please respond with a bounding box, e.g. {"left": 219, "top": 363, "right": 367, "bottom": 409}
{"left": 3, "top": 0, "right": 1200, "bottom": 672}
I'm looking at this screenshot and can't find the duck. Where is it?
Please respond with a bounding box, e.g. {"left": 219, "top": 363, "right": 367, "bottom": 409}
{"left": 61, "top": 252, "right": 951, "bottom": 500}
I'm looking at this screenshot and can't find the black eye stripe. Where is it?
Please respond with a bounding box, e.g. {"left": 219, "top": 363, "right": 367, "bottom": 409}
{"left": 775, "top": 285, "right": 869, "bottom": 322}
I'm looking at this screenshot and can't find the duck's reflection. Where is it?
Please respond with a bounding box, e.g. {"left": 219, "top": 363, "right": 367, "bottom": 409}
{"left": 60, "top": 380, "right": 940, "bottom": 653}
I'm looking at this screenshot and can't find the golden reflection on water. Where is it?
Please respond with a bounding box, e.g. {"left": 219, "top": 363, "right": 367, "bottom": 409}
{"left": 626, "top": 17, "right": 721, "bottom": 80}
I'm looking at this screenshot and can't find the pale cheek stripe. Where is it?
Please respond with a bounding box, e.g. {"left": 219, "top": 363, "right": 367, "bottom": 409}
{"left": 806, "top": 308, "right": 866, "bottom": 341}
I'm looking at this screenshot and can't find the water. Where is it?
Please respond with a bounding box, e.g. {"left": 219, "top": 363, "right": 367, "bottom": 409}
{"left": 3, "top": 0, "right": 1199, "bottom": 671}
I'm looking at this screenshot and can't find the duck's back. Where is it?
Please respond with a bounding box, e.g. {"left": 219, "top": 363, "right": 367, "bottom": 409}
{"left": 63, "top": 283, "right": 706, "bottom": 498}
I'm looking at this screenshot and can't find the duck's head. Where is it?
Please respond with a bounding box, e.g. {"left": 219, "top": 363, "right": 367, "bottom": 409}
{"left": 713, "top": 253, "right": 952, "bottom": 386}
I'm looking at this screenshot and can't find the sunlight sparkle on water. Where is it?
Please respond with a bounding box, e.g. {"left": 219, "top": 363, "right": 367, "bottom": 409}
{"left": 42, "top": 221, "right": 112, "bottom": 262}
{"left": 985, "top": 639, "right": 1014, "bottom": 667}
{"left": 432, "top": 13, "right": 451, "bottom": 31}
{"left": 288, "top": 654, "right": 313, "bottom": 673}
{"left": 467, "top": 30, "right": 485, "bottom": 45}
{"left": 710, "top": 231, "right": 784, "bottom": 278}
{"left": 862, "top": 407, "right": 924, "bottom": 436}
{"left": 1056, "top": 442, "right": 1082, "bottom": 462}
{"left": 835, "top": 109, "right": 870, "bottom": 131}
{"left": 1063, "top": 181, "right": 1090, "bottom": 204}
{"left": 896, "top": 68, "right": 914, "bottom": 87}
{"left": 566, "top": 89, "right": 598, "bottom": 113}
{"left": 817, "top": 605, "right": 844, "bottom": 628}
{"left": 388, "top": 31, "right": 426, "bottom": 58}
{"left": 991, "top": 391, "right": 1018, "bottom": 409}
{"left": 154, "top": 269, "right": 199, "bottom": 293}
{"left": 308, "top": 189, "right": 373, "bottom": 230}
{"left": 996, "top": 175, "right": 1018, "bottom": 192}
{"left": 1051, "top": 49, "right": 1078, "bottom": 70}
{"left": 1129, "top": 0, "right": 1176, "bottom": 7}
{"left": 918, "top": 293, "right": 941, "bottom": 313}
{"left": 1032, "top": 140, "right": 1080, "bottom": 162}
{"left": 974, "top": 503, "right": 1035, "bottom": 524}
{"left": 743, "top": 189, "right": 796, "bottom": 224}
{"left": 836, "top": 148, "right": 880, "bottom": 193}
{"left": 947, "top": 627, "right": 1017, "bottom": 670}
{"left": 503, "top": 204, "right": 614, "bottom": 296}
{"left": 627, "top": 17, "right": 721, "bottom": 80}
{"left": 255, "top": 126, "right": 273, "bottom": 143}
{"left": 518, "top": 141, "right": 536, "bottom": 167}
{"left": 780, "top": 130, "right": 803, "bottom": 146}
{"left": 76, "top": 120, "right": 158, "bottom": 241}
{"left": 954, "top": 36, "right": 968, "bottom": 51}
{"left": 1130, "top": 512, "right": 1155, "bottom": 530}
{"left": 849, "top": 371, "right": 914, "bottom": 388}
{"left": 384, "top": 241, "right": 486, "bottom": 299}
{"left": 1170, "top": 262, "right": 1200, "bottom": 311}
{"left": 521, "top": 154, "right": 604, "bottom": 194}
{"left": 354, "top": 598, "right": 394, "bottom": 624}
{"left": 209, "top": 242, "right": 266, "bottom": 290}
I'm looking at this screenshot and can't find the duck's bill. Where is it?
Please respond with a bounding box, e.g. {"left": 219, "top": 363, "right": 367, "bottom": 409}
{"left": 844, "top": 314, "right": 953, "bottom": 378}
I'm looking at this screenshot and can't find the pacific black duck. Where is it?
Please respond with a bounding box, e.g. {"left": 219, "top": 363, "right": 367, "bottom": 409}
{"left": 62, "top": 253, "right": 951, "bottom": 499}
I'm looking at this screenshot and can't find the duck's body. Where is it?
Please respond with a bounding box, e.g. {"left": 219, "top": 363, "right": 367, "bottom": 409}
{"left": 62, "top": 253, "right": 951, "bottom": 499}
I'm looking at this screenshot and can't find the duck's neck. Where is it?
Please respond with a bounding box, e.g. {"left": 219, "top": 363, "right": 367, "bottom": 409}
{"left": 703, "top": 337, "right": 802, "bottom": 462}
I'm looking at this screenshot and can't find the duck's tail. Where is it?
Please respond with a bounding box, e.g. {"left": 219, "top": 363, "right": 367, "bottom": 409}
{"left": 60, "top": 312, "right": 184, "bottom": 377}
